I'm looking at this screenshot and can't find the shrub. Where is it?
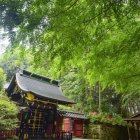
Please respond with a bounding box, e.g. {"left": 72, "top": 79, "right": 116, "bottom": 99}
{"left": 89, "top": 112, "right": 127, "bottom": 126}
{"left": 0, "top": 93, "right": 18, "bottom": 130}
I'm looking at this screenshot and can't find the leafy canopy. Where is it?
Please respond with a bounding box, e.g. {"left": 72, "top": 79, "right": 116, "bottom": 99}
{"left": 0, "top": 0, "right": 140, "bottom": 93}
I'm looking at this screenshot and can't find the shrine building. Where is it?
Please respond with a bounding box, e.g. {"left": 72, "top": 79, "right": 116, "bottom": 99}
{"left": 6, "top": 70, "right": 76, "bottom": 140}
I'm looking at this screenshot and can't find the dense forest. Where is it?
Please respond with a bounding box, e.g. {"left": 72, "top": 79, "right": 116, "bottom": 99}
{"left": 0, "top": 0, "right": 140, "bottom": 116}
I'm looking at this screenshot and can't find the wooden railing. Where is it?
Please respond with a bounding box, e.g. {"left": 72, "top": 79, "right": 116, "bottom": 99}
{"left": 19, "top": 129, "right": 73, "bottom": 140}
{"left": 0, "top": 130, "right": 72, "bottom": 140}
{"left": 0, "top": 130, "right": 17, "bottom": 140}
{"left": 48, "top": 131, "right": 73, "bottom": 140}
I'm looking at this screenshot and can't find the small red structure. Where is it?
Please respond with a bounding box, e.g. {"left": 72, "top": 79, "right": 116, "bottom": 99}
{"left": 57, "top": 110, "right": 87, "bottom": 138}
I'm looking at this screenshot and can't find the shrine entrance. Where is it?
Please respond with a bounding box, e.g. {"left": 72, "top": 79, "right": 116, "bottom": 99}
{"left": 19, "top": 102, "right": 57, "bottom": 139}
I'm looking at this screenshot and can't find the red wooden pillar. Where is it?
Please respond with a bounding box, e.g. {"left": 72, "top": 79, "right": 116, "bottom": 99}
{"left": 64, "top": 118, "right": 72, "bottom": 132}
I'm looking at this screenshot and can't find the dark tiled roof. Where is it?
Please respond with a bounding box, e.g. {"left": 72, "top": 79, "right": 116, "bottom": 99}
{"left": 57, "top": 110, "right": 87, "bottom": 119}
{"left": 8, "top": 70, "right": 74, "bottom": 104}
{"left": 131, "top": 111, "right": 140, "bottom": 118}
{"left": 22, "top": 70, "right": 59, "bottom": 86}
{"left": 124, "top": 111, "right": 140, "bottom": 121}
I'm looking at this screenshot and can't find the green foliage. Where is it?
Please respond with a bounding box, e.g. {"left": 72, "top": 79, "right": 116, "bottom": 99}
{"left": 0, "top": 0, "right": 140, "bottom": 93}
{"left": 0, "top": 0, "right": 24, "bottom": 43}
{"left": 89, "top": 113, "right": 127, "bottom": 126}
{"left": 7, "top": 136, "right": 19, "bottom": 140}
{"left": 7, "top": 0, "right": 140, "bottom": 93}
{"left": 0, "top": 47, "right": 32, "bottom": 81}
{"left": 60, "top": 70, "right": 125, "bottom": 114}
{"left": 0, "top": 68, "right": 6, "bottom": 90}
{"left": 0, "top": 92, "right": 18, "bottom": 130}
{"left": 84, "top": 123, "right": 99, "bottom": 139}
{"left": 0, "top": 0, "right": 140, "bottom": 117}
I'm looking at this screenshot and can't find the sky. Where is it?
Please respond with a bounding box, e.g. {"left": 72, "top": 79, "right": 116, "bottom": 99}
{"left": 0, "top": 28, "right": 9, "bottom": 55}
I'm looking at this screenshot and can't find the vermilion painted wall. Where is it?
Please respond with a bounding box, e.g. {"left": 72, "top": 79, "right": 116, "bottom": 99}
{"left": 63, "top": 118, "right": 84, "bottom": 137}
{"left": 56, "top": 116, "right": 84, "bottom": 138}
{"left": 73, "top": 119, "right": 83, "bottom": 137}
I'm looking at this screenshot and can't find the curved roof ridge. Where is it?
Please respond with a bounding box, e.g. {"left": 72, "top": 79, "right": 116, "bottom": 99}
{"left": 58, "top": 109, "right": 85, "bottom": 115}
{"left": 15, "top": 73, "right": 75, "bottom": 104}
{"left": 21, "top": 69, "right": 59, "bottom": 86}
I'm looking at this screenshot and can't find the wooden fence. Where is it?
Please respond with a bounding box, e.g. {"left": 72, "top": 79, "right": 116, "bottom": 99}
{"left": 0, "top": 130, "right": 17, "bottom": 140}
{"left": 0, "top": 130, "right": 72, "bottom": 140}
